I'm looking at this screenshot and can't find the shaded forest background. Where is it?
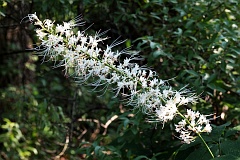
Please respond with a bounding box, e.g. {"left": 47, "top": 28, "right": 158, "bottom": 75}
{"left": 0, "top": 0, "right": 239, "bottom": 159}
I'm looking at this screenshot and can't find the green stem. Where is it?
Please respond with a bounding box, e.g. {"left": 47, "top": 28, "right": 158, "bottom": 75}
{"left": 197, "top": 132, "right": 214, "bottom": 158}
{"left": 177, "top": 111, "right": 214, "bottom": 158}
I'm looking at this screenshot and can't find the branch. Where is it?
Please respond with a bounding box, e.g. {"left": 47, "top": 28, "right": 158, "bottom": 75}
{"left": 54, "top": 135, "right": 70, "bottom": 160}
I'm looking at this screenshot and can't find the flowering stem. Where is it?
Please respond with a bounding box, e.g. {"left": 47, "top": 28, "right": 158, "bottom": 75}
{"left": 89, "top": 54, "right": 143, "bottom": 87}
{"left": 28, "top": 14, "right": 213, "bottom": 152}
{"left": 196, "top": 132, "right": 214, "bottom": 158}
{"left": 177, "top": 111, "right": 214, "bottom": 158}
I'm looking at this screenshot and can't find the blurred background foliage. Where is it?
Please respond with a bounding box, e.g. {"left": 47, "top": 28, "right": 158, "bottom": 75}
{"left": 0, "top": 0, "right": 239, "bottom": 159}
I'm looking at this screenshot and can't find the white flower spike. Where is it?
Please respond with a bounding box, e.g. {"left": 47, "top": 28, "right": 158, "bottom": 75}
{"left": 28, "top": 14, "right": 212, "bottom": 144}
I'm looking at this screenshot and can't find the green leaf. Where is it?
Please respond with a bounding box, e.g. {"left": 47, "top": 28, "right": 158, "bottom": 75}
{"left": 189, "top": 36, "right": 197, "bottom": 42}
{"left": 131, "top": 125, "right": 138, "bottom": 135}
{"left": 207, "top": 73, "right": 217, "bottom": 83}
{"left": 185, "top": 146, "right": 212, "bottom": 160}
{"left": 210, "top": 122, "right": 231, "bottom": 141}
{"left": 185, "top": 70, "right": 199, "bottom": 77}
{"left": 207, "top": 82, "right": 226, "bottom": 92}
{"left": 125, "top": 39, "right": 131, "bottom": 48}
{"left": 152, "top": 50, "right": 166, "bottom": 58}
{"left": 94, "top": 145, "right": 101, "bottom": 155}
{"left": 149, "top": 41, "right": 161, "bottom": 49}
{"left": 211, "top": 155, "right": 240, "bottom": 160}
{"left": 178, "top": 139, "right": 201, "bottom": 151}
{"left": 220, "top": 140, "right": 240, "bottom": 157}
{"left": 230, "top": 48, "right": 240, "bottom": 55}
{"left": 225, "top": 125, "right": 240, "bottom": 137}
{"left": 185, "top": 19, "right": 195, "bottom": 28}
{"left": 134, "top": 155, "right": 149, "bottom": 160}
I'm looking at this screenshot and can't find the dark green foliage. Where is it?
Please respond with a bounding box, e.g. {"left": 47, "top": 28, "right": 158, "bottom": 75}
{"left": 0, "top": 0, "right": 239, "bottom": 159}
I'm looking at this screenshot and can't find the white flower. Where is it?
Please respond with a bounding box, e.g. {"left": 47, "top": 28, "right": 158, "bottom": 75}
{"left": 36, "top": 29, "right": 47, "bottom": 40}
{"left": 149, "top": 78, "right": 158, "bottom": 87}
{"left": 63, "top": 22, "right": 71, "bottom": 30}
{"left": 43, "top": 19, "right": 54, "bottom": 30}
{"left": 123, "top": 58, "right": 130, "bottom": 67}
{"left": 68, "top": 35, "right": 78, "bottom": 46}
{"left": 56, "top": 24, "right": 65, "bottom": 34}
{"left": 27, "top": 13, "right": 41, "bottom": 25}
{"left": 155, "top": 99, "right": 178, "bottom": 123}
{"left": 175, "top": 109, "right": 212, "bottom": 144}
{"left": 204, "top": 124, "right": 212, "bottom": 133}
{"left": 179, "top": 131, "right": 196, "bottom": 144}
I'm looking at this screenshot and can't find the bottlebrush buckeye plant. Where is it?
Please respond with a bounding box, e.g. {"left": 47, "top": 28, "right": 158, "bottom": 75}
{"left": 25, "top": 13, "right": 214, "bottom": 158}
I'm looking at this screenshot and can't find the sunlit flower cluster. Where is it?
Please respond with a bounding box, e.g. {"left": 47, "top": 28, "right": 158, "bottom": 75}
{"left": 27, "top": 13, "right": 212, "bottom": 144}
{"left": 175, "top": 109, "right": 212, "bottom": 144}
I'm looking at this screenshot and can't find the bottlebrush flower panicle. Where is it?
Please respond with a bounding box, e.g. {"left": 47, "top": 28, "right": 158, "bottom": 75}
{"left": 28, "top": 13, "right": 212, "bottom": 144}
{"left": 28, "top": 13, "right": 198, "bottom": 117}
{"left": 175, "top": 109, "right": 212, "bottom": 144}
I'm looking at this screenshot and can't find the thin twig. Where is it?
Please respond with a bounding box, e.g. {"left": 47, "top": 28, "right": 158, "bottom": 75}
{"left": 54, "top": 135, "right": 70, "bottom": 160}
